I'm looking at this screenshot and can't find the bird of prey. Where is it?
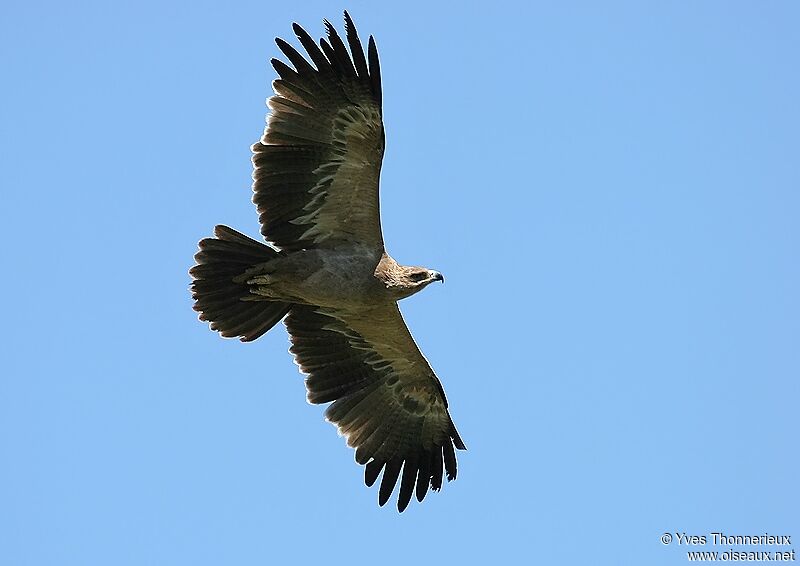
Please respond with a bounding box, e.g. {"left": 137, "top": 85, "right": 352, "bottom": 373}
{"left": 190, "top": 12, "right": 465, "bottom": 512}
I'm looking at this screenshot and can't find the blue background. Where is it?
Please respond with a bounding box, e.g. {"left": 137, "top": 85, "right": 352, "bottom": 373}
{"left": 2, "top": 1, "right": 797, "bottom": 564}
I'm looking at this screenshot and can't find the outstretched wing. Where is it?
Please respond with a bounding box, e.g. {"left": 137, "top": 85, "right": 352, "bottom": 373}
{"left": 253, "top": 12, "right": 385, "bottom": 252}
{"left": 285, "top": 304, "right": 466, "bottom": 512}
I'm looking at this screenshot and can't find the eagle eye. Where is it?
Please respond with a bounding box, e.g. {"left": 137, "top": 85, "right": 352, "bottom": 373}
{"left": 410, "top": 272, "right": 428, "bottom": 282}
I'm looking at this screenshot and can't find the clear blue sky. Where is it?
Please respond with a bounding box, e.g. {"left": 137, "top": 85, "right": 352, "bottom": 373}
{"left": 2, "top": 1, "right": 798, "bottom": 564}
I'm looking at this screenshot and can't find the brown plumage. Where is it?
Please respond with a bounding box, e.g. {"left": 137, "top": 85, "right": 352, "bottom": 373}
{"left": 190, "top": 12, "right": 465, "bottom": 512}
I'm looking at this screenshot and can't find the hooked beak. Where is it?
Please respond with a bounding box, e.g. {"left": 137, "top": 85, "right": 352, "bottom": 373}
{"left": 430, "top": 270, "right": 444, "bottom": 283}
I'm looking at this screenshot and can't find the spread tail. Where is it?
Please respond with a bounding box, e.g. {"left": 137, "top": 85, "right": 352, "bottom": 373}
{"left": 190, "top": 225, "right": 290, "bottom": 342}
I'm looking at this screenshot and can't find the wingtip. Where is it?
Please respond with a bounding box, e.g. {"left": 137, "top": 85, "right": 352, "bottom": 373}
{"left": 343, "top": 10, "right": 355, "bottom": 30}
{"left": 367, "top": 34, "right": 382, "bottom": 103}
{"left": 367, "top": 35, "right": 379, "bottom": 68}
{"left": 291, "top": 21, "right": 309, "bottom": 41}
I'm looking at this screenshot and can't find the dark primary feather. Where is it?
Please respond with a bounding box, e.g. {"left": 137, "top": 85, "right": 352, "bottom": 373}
{"left": 365, "top": 460, "right": 382, "bottom": 487}
{"left": 321, "top": 20, "right": 355, "bottom": 78}
{"left": 415, "top": 455, "right": 431, "bottom": 502}
{"left": 343, "top": 12, "right": 369, "bottom": 78}
{"left": 379, "top": 459, "right": 403, "bottom": 507}
{"left": 367, "top": 36, "right": 382, "bottom": 105}
{"left": 398, "top": 457, "right": 418, "bottom": 512}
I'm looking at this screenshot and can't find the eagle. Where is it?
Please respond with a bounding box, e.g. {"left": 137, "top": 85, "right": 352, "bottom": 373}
{"left": 190, "top": 12, "right": 465, "bottom": 512}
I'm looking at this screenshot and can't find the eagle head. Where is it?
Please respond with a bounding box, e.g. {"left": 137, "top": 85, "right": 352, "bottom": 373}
{"left": 377, "top": 256, "right": 444, "bottom": 300}
{"left": 406, "top": 266, "right": 444, "bottom": 285}
{"left": 390, "top": 266, "right": 444, "bottom": 299}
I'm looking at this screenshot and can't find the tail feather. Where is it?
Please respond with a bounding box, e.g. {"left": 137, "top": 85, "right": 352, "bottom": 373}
{"left": 190, "top": 225, "right": 290, "bottom": 342}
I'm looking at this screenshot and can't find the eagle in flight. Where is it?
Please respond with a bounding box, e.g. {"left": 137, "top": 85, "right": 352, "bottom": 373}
{"left": 190, "top": 12, "right": 465, "bottom": 512}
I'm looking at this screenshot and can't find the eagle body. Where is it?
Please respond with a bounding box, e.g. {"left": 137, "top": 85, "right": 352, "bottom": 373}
{"left": 190, "top": 12, "right": 464, "bottom": 512}
{"left": 240, "top": 246, "right": 379, "bottom": 307}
